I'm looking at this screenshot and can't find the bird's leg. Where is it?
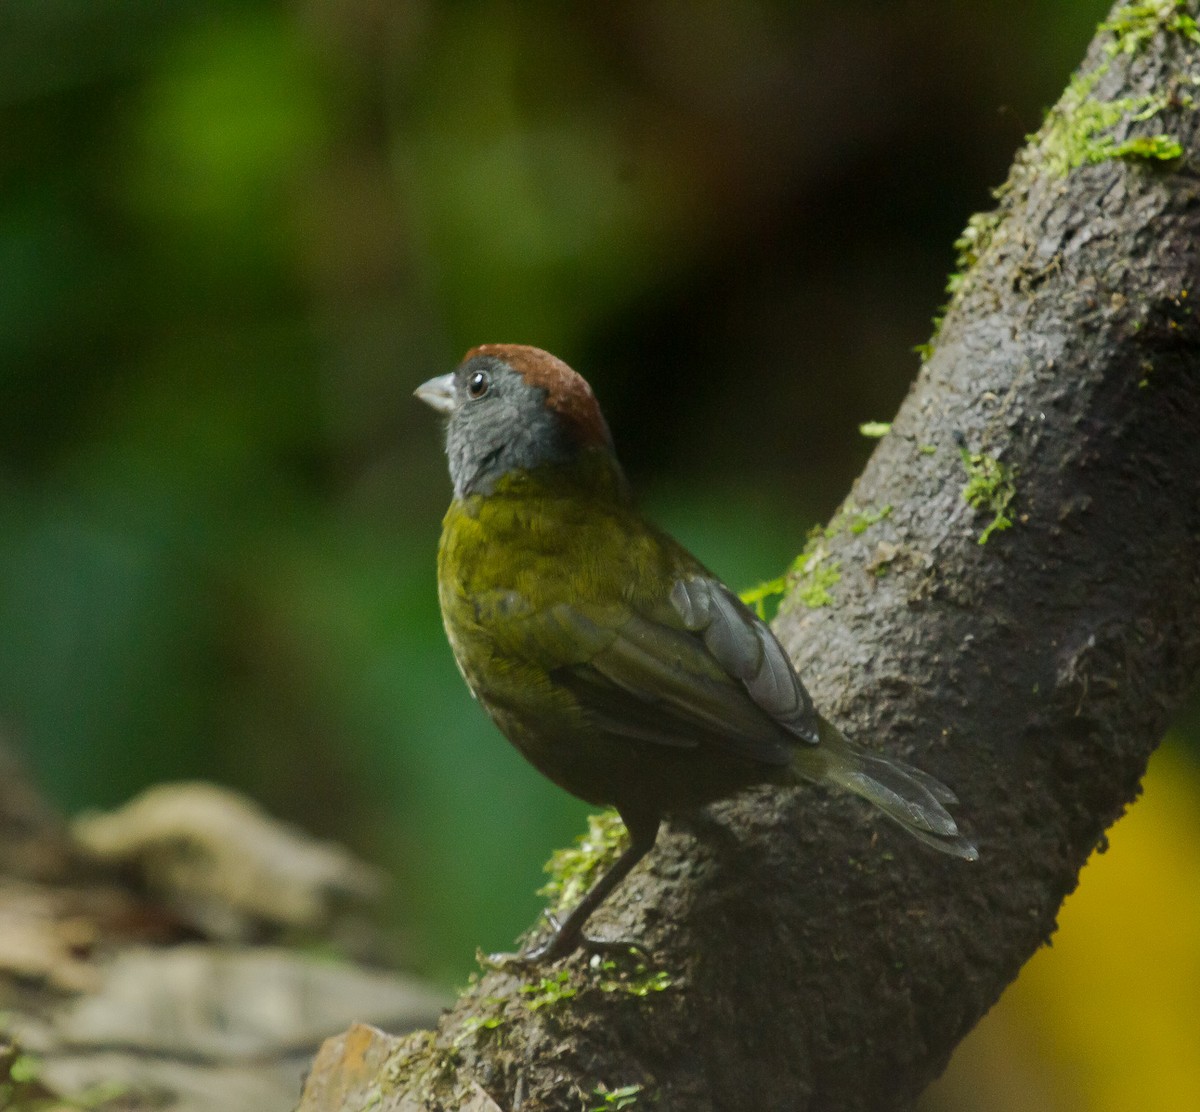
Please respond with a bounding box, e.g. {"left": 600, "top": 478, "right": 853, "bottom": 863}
{"left": 527, "top": 835, "right": 654, "bottom": 961}
{"left": 490, "top": 811, "right": 660, "bottom": 967}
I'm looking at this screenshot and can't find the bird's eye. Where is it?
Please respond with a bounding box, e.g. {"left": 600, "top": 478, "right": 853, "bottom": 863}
{"left": 466, "top": 370, "right": 491, "bottom": 399}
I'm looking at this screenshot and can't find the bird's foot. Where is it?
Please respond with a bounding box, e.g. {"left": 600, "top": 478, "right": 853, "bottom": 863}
{"left": 479, "top": 914, "right": 648, "bottom": 970}
{"left": 476, "top": 947, "right": 534, "bottom": 972}
{"left": 578, "top": 933, "right": 649, "bottom": 963}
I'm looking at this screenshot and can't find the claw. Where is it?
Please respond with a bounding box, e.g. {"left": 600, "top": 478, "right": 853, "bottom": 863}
{"left": 480, "top": 949, "right": 538, "bottom": 972}
{"left": 480, "top": 912, "right": 650, "bottom": 969}
{"left": 580, "top": 934, "right": 650, "bottom": 962}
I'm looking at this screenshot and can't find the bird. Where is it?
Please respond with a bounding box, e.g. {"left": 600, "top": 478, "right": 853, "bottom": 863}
{"left": 416, "top": 344, "right": 977, "bottom": 962}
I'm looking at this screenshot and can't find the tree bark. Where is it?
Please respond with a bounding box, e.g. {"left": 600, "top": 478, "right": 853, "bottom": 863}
{"left": 298, "top": 7, "right": 1200, "bottom": 1110}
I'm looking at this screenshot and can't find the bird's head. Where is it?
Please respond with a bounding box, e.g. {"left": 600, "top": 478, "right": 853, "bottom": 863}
{"left": 416, "top": 344, "right": 619, "bottom": 498}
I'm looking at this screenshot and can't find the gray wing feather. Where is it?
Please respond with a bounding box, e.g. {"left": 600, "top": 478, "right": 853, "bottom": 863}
{"left": 671, "top": 577, "right": 820, "bottom": 745}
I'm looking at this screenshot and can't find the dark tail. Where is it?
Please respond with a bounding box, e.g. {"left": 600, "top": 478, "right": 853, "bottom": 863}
{"left": 795, "top": 717, "right": 979, "bottom": 861}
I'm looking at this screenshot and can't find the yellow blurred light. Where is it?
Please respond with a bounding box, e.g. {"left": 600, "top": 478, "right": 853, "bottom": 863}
{"left": 927, "top": 741, "right": 1200, "bottom": 1112}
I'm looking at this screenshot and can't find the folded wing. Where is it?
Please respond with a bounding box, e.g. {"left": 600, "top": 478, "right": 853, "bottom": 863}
{"left": 476, "top": 573, "right": 819, "bottom": 765}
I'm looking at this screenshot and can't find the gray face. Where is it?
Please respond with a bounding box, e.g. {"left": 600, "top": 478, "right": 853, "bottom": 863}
{"left": 439, "top": 355, "right": 576, "bottom": 498}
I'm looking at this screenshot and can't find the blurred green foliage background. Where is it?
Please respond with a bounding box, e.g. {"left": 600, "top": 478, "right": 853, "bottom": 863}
{"left": 1, "top": 2, "right": 1196, "bottom": 1107}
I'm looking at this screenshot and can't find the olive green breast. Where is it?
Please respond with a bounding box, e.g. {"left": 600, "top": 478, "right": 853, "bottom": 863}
{"left": 435, "top": 461, "right": 716, "bottom": 805}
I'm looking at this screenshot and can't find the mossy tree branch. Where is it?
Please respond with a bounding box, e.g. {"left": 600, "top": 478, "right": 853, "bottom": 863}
{"left": 299, "top": 5, "right": 1200, "bottom": 1109}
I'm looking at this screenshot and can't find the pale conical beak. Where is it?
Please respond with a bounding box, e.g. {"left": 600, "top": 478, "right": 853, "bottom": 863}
{"left": 414, "top": 373, "right": 457, "bottom": 415}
